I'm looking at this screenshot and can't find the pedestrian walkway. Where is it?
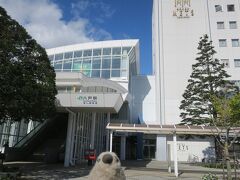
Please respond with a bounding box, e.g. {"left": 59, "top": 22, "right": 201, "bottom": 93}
{"left": 3, "top": 160, "right": 238, "bottom": 179}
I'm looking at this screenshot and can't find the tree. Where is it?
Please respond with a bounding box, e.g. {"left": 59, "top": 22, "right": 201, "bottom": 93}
{"left": 210, "top": 92, "right": 240, "bottom": 180}
{"left": 0, "top": 6, "right": 57, "bottom": 123}
{"left": 179, "top": 34, "right": 237, "bottom": 125}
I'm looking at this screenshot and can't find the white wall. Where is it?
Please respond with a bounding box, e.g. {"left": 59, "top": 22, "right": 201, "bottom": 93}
{"left": 167, "top": 136, "right": 215, "bottom": 162}
{"left": 131, "top": 75, "right": 156, "bottom": 124}
{"left": 153, "top": 0, "right": 240, "bottom": 125}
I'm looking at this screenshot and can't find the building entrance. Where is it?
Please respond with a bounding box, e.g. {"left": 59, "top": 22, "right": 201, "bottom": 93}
{"left": 143, "top": 136, "right": 156, "bottom": 159}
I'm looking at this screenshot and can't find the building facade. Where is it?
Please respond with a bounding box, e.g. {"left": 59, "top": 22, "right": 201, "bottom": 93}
{"left": 152, "top": 0, "right": 240, "bottom": 161}
{"left": 2, "top": 0, "right": 240, "bottom": 165}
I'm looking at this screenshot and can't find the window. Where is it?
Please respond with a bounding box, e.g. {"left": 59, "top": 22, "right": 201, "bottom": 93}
{"left": 103, "top": 48, "right": 111, "bottom": 55}
{"left": 63, "top": 60, "right": 72, "bottom": 70}
{"left": 234, "top": 59, "right": 240, "bottom": 67}
{"left": 64, "top": 52, "right": 73, "bottom": 59}
{"left": 72, "top": 60, "right": 82, "bottom": 71}
{"left": 91, "top": 70, "right": 100, "bottom": 78}
{"left": 227, "top": 5, "right": 235, "bottom": 12}
{"left": 83, "top": 49, "right": 92, "bottom": 57}
{"left": 92, "top": 58, "right": 101, "bottom": 69}
{"left": 102, "top": 57, "right": 111, "bottom": 69}
{"left": 229, "top": 21, "right": 237, "bottom": 29}
{"left": 74, "top": 51, "right": 82, "bottom": 58}
{"left": 93, "top": 49, "right": 102, "bottom": 56}
{"left": 111, "top": 70, "right": 120, "bottom": 77}
{"left": 55, "top": 53, "right": 63, "bottom": 61}
{"left": 217, "top": 22, "right": 224, "bottom": 29}
{"left": 112, "top": 47, "right": 121, "bottom": 55}
{"left": 232, "top": 39, "right": 239, "bottom": 47}
{"left": 82, "top": 59, "right": 91, "bottom": 69}
{"left": 101, "top": 70, "right": 110, "bottom": 78}
{"left": 219, "top": 39, "right": 227, "bottom": 47}
{"left": 215, "top": 5, "right": 222, "bottom": 12}
{"left": 221, "top": 59, "right": 230, "bottom": 68}
{"left": 112, "top": 56, "right": 121, "bottom": 69}
{"left": 54, "top": 61, "right": 63, "bottom": 70}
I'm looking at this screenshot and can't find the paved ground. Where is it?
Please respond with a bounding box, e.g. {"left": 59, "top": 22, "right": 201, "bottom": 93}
{"left": 3, "top": 160, "right": 239, "bottom": 179}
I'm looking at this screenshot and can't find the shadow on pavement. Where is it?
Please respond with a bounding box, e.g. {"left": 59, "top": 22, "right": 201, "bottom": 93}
{"left": 5, "top": 162, "right": 91, "bottom": 179}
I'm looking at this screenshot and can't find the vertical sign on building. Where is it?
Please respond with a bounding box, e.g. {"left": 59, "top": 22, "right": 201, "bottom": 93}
{"left": 173, "top": 0, "right": 194, "bottom": 18}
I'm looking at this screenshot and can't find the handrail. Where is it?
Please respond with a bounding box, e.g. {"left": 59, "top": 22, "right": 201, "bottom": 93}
{"left": 13, "top": 119, "right": 50, "bottom": 148}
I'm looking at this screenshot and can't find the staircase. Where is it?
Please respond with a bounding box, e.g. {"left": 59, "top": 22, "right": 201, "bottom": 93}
{"left": 6, "top": 113, "right": 68, "bottom": 162}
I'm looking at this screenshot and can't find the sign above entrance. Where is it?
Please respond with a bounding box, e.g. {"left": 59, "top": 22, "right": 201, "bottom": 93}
{"left": 173, "top": 0, "right": 194, "bottom": 18}
{"left": 77, "top": 96, "right": 97, "bottom": 105}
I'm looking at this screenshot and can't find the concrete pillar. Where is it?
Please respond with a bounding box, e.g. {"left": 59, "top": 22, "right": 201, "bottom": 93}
{"left": 64, "top": 112, "right": 74, "bottom": 167}
{"left": 173, "top": 132, "right": 178, "bottom": 177}
{"left": 156, "top": 135, "right": 167, "bottom": 161}
{"left": 106, "top": 112, "right": 110, "bottom": 150}
{"left": 110, "top": 130, "right": 113, "bottom": 152}
{"left": 120, "top": 136, "right": 126, "bottom": 160}
{"left": 90, "top": 112, "right": 96, "bottom": 149}
{"left": 137, "top": 133, "right": 143, "bottom": 160}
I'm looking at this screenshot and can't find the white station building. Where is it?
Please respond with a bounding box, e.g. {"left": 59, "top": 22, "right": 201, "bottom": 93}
{"left": 2, "top": 0, "right": 240, "bottom": 167}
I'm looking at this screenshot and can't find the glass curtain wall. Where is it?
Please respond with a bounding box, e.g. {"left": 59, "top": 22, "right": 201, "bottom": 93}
{"left": 49, "top": 46, "right": 132, "bottom": 79}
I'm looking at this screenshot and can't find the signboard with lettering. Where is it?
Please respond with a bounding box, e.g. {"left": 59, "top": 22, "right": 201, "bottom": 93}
{"left": 77, "top": 96, "right": 97, "bottom": 105}
{"left": 173, "top": 0, "right": 194, "bottom": 18}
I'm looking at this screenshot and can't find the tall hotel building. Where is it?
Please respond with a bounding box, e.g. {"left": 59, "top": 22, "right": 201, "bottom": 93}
{"left": 152, "top": 0, "right": 240, "bottom": 161}
{"left": 153, "top": 0, "right": 240, "bottom": 125}
{"left": 1, "top": 0, "right": 240, "bottom": 165}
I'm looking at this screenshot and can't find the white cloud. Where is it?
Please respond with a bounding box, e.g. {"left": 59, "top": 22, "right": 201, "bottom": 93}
{"left": 71, "top": 0, "right": 115, "bottom": 21}
{"left": 0, "top": 0, "right": 112, "bottom": 48}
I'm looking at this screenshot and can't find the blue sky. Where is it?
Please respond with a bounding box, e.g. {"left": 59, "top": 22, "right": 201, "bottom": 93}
{"left": 0, "top": 0, "right": 153, "bottom": 75}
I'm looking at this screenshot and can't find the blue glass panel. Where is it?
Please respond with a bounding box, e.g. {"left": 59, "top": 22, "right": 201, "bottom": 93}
{"left": 93, "top": 49, "right": 102, "bottom": 56}
{"left": 112, "top": 56, "right": 121, "bottom": 69}
{"left": 63, "top": 60, "right": 72, "bottom": 70}
{"left": 55, "top": 53, "right": 63, "bottom": 61}
{"left": 64, "top": 52, "right": 73, "bottom": 59}
{"left": 54, "top": 61, "right": 63, "bottom": 70}
{"left": 83, "top": 49, "right": 92, "bottom": 57}
{"left": 103, "top": 48, "right": 111, "bottom": 55}
{"left": 73, "top": 61, "right": 82, "bottom": 70}
{"left": 91, "top": 70, "right": 100, "bottom": 78}
{"left": 92, "top": 59, "right": 101, "bottom": 69}
{"left": 111, "top": 70, "right": 120, "bottom": 77}
{"left": 74, "top": 51, "right": 82, "bottom": 58}
{"left": 82, "top": 60, "right": 91, "bottom": 69}
{"left": 102, "top": 57, "right": 111, "bottom": 69}
{"left": 112, "top": 47, "right": 121, "bottom": 55}
{"left": 101, "top": 70, "right": 110, "bottom": 79}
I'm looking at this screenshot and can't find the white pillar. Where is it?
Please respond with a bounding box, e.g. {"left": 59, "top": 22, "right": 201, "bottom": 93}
{"left": 64, "top": 113, "right": 74, "bottom": 167}
{"left": 69, "top": 114, "right": 76, "bottom": 166}
{"left": 110, "top": 130, "right": 113, "bottom": 152}
{"left": 156, "top": 135, "right": 167, "bottom": 161}
{"left": 120, "top": 136, "right": 126, "bottom": 160}
{"left": 90, "top": 112, "right": 96, "bottom": 149}
{"left": 173, "top": 132, "right": 178, "bottom": 177}
{"left": 106, "top": 112, "right": 110, "bottom": 150}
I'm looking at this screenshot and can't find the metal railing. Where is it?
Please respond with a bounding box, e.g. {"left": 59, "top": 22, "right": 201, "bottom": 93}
{"left": 13, "top": 119, "right": 49, "bottom": 148}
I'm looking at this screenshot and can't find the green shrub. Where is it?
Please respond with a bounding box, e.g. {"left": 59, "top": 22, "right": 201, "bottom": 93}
{"left": 202, "top": 173, "right": 218, "bottom": 180}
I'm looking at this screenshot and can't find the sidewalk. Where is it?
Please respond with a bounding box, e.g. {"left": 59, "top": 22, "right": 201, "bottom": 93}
{"left": 3, "top": 160, "right": 239, "bottom": 179}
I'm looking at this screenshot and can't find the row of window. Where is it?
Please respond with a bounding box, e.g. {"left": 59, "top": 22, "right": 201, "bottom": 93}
{"left": 219, "top": 39, "right": 239, "bottom": 47}
{"left": 221, "top": 59, "right": 240, "bottom": 68}
{"left": 48, "top": 47, "right": 132, "bottom": 61}
{"left": 57, "top": 86, "right": 117, "bottom": 93}
{"left": 217, "top": 21, "right": 237, "bottom": 29}
{"left": 215, "top": 4, "right": 235, "bottom": 12}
